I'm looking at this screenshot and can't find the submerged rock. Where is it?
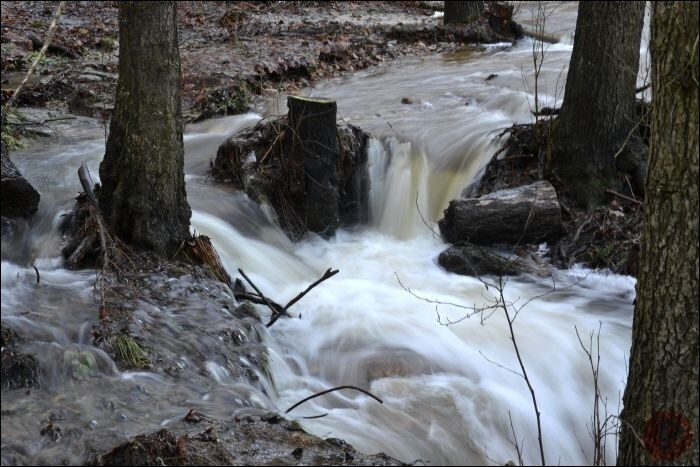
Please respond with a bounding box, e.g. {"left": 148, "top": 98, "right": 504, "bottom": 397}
{"left": 438, "top": 244, "right": 522, "bottom": 276}
{"left": 1, "top": 325, "right": 41, "bottom": 389}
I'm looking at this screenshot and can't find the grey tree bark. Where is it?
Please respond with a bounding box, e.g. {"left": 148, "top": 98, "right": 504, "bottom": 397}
{"left": 98, "top": 1, "right": 191, "bottom": 257}
{"left": 443, "top": 1, "right": 484, "bottom": 25}
{"left": 554, "top": 1, "right": 646, "bottom": 207}
{"left": 617, "top": 2, "right": 699, "bottom": 465}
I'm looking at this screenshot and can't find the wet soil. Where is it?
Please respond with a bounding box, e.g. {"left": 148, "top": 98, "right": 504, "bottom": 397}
{"left": 92, "top": 414, "right": 403, "bottom": 466}
{"left": 1, "top": 1, "right": 520, "bottom": 126}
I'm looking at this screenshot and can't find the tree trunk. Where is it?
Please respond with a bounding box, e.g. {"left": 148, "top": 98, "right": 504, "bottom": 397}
{"left": 554, "top": 1, "right": 645, "bottom": 207}
{"left": 617, "top": 2, "right": 699, "bottom": 465}
{"left": 438, "top": 181, "right": 562, "bottom": 245}
{"left": 443, "top": 1, "right": 484, "bottom": 25}
{"left": 286, "top": 96, "right": 340, "bottom": 238}
{"left": 98, "top": 1, "right": 191, "bottom": 257}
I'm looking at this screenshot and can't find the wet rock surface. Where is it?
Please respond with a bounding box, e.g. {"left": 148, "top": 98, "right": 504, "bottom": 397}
{"left": 1, "top": 140, "right": 41, "bottom": 220}
{"left": 1, "top": 325, "right": 41, "bottom": 390}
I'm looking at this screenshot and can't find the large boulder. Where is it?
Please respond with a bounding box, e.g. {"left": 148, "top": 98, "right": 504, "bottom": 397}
{"left": 1, "top": 141, "right": 40, "bottom": 219}
{"left": 438, "top": 181, "right": 561, "bottom": 246}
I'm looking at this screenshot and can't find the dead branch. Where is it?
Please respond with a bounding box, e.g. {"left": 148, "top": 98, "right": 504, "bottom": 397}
{"left": 268, "top": 267, "right": 339, "bottom": 326}
{"left": 79, "top": 162, "right": 98, "bottom": 205}
{"left": 285, "top": 385, "right": 383, "bottom": 414}
{"left": 237, "top": 268, "right": 286, "bottom": 320}
{"left": 29, "top": 34, "right": 78, "bottom": 59}
{"left": 605, "top": 188, "right": 642, "bottom": 205}
{"left": 236, "top": 267, "right": 339, "bottom": 328}
{"left": 6, "top": 1, "right": 66, "bottom": 107}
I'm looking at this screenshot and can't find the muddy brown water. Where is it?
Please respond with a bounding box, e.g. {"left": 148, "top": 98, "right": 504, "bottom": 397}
{"left": 2, "top": 3, "right": 650, "bottom": 465}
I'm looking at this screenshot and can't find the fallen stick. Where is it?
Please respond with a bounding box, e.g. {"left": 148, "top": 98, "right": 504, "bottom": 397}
{"left": 29, "top": 34, "right": 78, "bottom": 59}
{"left": 238, "top": 268, "right": 286, "bottom": 318}
{"left": 236, "top": 267, "right": 340, "bottom": 328}
{"left": 606, "top": 189, "right": 642, "bottom": 205}
{"left": 285, "top": 385, "right": 383, "bottom": 414}
{"left": 266, "top": 268, "right": 339, "bottom": 327}
{"left": 79, "top": 162, "right": 98, "bottom": 205}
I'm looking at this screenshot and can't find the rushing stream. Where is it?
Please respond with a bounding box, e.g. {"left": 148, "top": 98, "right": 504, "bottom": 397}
{"left": 2, "top": 3, "right": 648, "bottom": 465}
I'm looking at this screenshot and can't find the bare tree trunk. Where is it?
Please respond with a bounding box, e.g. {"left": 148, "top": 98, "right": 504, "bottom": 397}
{"left": 443, "top": 1, "right": 484, "bottom": 25}
{"left": 554, "top": 2, "right": 645, "bottom": 207}
{"left": 617, "top": 2, "right": 699, "bottom": 465}
{"left": 98, "top": 1, "right": 191, "bottom": 257}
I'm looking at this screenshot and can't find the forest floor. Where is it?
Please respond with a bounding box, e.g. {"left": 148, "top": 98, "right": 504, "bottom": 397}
{"left": 1, "top": 1, "right": 519, "bottom": 128}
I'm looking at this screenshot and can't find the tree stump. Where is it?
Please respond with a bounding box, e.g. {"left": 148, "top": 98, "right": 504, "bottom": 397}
{"left": 286, "top": 96, "right": 340, "bottom": 237}
{"left": 438, "top": 181, "right": 562, "bottom": 245}
{"left": 444, "top": 1, "right": 484, "bottom": 25}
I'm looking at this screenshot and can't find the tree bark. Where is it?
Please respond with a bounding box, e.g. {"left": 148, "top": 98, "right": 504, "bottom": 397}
{"left": 554, "top": 1, "right": 646, "bottom": 207}
{"left": 98, "top": 1, "right": 191, "bottom": 257}
{"left": 443, "top": 1, "right": 484, "bottom": 25}
{"left": 286, "top": 95, "right": 340, "bottom": 238}
{"left": 617, "top": 2, "right": 699, "bottom": 465}
{"left": 438, "top": 181, "right": 562, "bottom": 245}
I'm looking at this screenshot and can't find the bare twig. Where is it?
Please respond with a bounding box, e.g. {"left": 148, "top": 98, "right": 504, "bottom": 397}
{"left": 605, "top": 189, "right": 642, "bottom": 205}
{"left": 285, "top": 385, "right": 383, "bottom": 414}
{"left": 508, "top": 411, "right": 526, "bottom": 466}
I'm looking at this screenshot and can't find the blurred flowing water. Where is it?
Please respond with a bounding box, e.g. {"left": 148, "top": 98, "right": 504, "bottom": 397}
{"left": 2, "top": 3, "right": 647, "bottom": 465}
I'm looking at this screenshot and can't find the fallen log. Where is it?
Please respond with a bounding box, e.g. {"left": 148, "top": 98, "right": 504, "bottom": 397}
{"left": 438, "top": 181, "right": 562, "bottom": 246}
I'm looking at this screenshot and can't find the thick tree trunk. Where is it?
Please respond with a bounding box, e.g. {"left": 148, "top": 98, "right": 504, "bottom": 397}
{"left": 443, "top": 1, "right": 484, "bottom": 25}
{"left": 438, "top": 181, "right": 562, "bottom": 245}
{"left": 286, "top": 96, "right": 340, "bottom": 237}
{"left": 554, "top": 1, "right": 645, "bottom": 207}
{"left": 98, "top": 1, "right": 191, "bottom": 257}
{"left": 617, "top": 2, "right": 699, "bottom": 465}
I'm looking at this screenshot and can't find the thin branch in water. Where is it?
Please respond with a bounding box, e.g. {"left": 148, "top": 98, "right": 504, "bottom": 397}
{"left": 285, "top": 385, "right": 383, "bottom": 414}
{"left": 508, "top": 411, "right": 526, "bottom": 466}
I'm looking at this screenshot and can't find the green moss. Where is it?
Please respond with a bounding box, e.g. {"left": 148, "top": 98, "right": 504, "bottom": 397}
{"left": 99, "top": 36, "right": 116, "bottom": 51}
{"left": 64, "top": 349, "right": 97, "bottom": 380}
{"left": 1, "top": 107, "right": 28, "bottom": 150}
{"left": 109, "top": 334, "right": 148, "bottom": 369}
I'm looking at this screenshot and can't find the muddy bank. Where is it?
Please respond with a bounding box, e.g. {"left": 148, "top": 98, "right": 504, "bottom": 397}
{"left": 92, "top": 414, "right": 402, "bottom": 466}
{"left": 1, "top": 1, "right": 521, "bottom": 125}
